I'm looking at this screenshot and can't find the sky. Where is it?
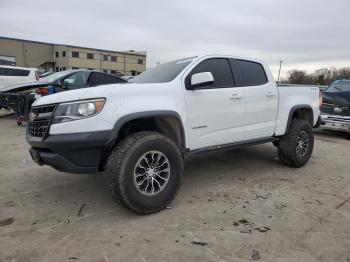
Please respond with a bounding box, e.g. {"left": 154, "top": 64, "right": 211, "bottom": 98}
{"left": 0, "top": 0, "right": 349, "bottom": 80}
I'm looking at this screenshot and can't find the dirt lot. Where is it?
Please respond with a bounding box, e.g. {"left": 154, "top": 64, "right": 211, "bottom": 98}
{"left": 0, "top": 118, "right": 349, "bottom": 262}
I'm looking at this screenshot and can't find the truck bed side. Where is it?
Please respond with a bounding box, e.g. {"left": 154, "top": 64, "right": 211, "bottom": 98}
{"left": 274, "top": 85, "right": 320, "bottom": 136}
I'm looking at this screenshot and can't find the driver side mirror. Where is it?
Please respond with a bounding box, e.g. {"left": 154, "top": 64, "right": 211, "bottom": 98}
{"left": 189, "top": 72, "right": 214, "bottom": 89}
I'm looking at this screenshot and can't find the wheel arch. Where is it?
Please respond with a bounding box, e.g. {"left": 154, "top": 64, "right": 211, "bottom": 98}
{"left": 106, "top": 110, "right": 186, "bottom": 151}
{"left": 286, "top": 105, "right": 314, "bottom": 132}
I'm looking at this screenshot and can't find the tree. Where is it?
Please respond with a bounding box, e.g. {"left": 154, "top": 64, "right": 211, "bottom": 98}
{"left": 288, "top": 67, "right": 350, "bottom": 85}
{"left": 288, "top": 70, "right": 313, "bottom": 84}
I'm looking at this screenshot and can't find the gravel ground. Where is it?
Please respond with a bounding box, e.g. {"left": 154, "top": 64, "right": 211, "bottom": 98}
{"left": 0, "top": 118, "right": 349, "bottom": 262}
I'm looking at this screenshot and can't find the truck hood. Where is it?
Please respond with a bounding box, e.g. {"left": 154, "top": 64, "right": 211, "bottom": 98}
{"left": 322, "top": 91, "right": 350, "bottom": 107}
{"left": 32, "top": 82, "right": 167, "bottom": 106}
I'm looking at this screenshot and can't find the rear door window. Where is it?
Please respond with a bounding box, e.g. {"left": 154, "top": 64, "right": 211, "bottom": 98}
{"left": 187, "top": 58, "right": 235, "bottom": 89}
{"left": 89, "top": 72, "right": 125, "bottom": 87}
{"left": 237, "top": 60, "right": 268, "bottom": 86}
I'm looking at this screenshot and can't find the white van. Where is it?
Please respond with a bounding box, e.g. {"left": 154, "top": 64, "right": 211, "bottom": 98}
{"left": 0, "top": 65, "right": 39, "bottom": 90}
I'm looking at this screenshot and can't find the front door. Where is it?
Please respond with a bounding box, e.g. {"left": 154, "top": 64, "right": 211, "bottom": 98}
{"left": 184, "top": 58, "right": 245, "bottom": 149}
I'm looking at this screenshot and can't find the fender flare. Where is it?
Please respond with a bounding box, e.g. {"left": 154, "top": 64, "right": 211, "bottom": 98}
{"left": 285, "top": 104, "right": 314, "bottom": 132}
{"left": 106, "top": 110, "right": 186, "bottom": 150}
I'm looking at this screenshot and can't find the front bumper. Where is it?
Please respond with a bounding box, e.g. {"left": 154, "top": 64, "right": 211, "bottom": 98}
{"left": 27, "top": 131, "right": 113, "bottom": 174}
{"left": 320, "top": 113, "right": 350, "bottom": 133}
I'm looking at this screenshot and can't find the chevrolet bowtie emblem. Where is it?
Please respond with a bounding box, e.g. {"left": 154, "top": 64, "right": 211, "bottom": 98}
{"left": 334, "top": 107, "right": 342, "bottom": 113}
{"left": 29, "top": 112, "right": 37, "bottom": 122}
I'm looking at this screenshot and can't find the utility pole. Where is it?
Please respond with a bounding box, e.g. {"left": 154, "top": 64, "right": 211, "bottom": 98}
{"left": 277, "top": 60, "right": 283, "bottom": 83}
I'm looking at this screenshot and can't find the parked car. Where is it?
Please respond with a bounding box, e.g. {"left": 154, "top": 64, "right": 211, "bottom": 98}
{"left": 121, "top": 75, "right": 134, "bottom": 81}
{"left": 39, "top": 71, "right": 54, "bottom": 78}
{"left": 27, "top": 55, "right": 321, "bottom": 214}
{"left": 0, "top": 65, "right": 39, "bottom": 91}
{"left": 0, "top": 69, "right": 126, "bottom": 94}
{"left": 320, "top": 80, "right": 350, "bottom": 135}
{"left": 0, "top": 69, "right": 126, "bottom": 124}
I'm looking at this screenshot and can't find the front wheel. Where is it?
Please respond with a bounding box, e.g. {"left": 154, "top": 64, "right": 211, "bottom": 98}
{"left": 104, "top": 131, "right": 183, "bottom": 214}
{"left": 278, "top": 119, "right": 314, "bottom": 167}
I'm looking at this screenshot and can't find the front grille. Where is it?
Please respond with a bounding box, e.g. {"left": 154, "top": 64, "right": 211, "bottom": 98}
{"left": 29, "top": 105, "right": 56, "bottom": 137}
{"left": 321, "top": 103, "right": 349, "bottom": 116}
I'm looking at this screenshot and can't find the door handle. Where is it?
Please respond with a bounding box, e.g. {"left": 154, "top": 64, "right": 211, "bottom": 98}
{"left": 265, "top": 91, "right": 276, "bottom": 97}
{"left": 230, "top": 93, "right": 242, "bottom": 100}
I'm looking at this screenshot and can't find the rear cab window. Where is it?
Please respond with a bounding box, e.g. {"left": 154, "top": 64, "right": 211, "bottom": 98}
{"left": 236, "top": 60, "right": 268, "bottom": 86}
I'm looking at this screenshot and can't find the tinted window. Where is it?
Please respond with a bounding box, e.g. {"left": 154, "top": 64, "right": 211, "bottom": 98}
{"left": 188, "top": 58, "right": 234, "bottom": 89}
{"left": 72, "top": 51, "right": 79, "bottom": 58}
{"left": 62, "top": 71, "right": 90, "bottom": 89}
{"left": 1, "top": 68, "right": 30, "bottom": 77}
{"left": 89, "top": 72, "right": 125, "bottom": 87}
{"left": 237, "top": 60, "right": 267, "bottom": 86}
{"left": 132, "top": 57, "right": 194, "bottom": 84}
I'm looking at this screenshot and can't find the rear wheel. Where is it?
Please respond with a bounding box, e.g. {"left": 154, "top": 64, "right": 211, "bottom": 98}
{"left": 104, "top": 131, "right": 183, "bottom": 214}
{"left": 278, "top": 119, "right": 314, "bottom": 167}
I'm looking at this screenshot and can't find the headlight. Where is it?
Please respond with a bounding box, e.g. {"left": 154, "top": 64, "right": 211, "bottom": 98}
{"left": 53, "top": 99, "right": 105, "bottom": 124}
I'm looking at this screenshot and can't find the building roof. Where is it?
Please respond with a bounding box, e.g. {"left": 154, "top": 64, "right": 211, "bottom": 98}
{"left": 0, "top": 36, "right": 146, "bottom": 57}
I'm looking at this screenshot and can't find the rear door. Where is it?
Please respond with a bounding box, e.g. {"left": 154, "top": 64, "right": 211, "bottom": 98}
{"left": 234, "top": 59, "right": 278, "bottom": 139}
{"left": 88, "top": 72, "right": 125, "bottom": 87}
{"left": 184, "top": 58, "right": 245, "bottom": 149}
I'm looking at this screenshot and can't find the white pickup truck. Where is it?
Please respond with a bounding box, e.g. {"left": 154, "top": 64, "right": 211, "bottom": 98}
{"left": 27, "top": 55, "right": 321, "bottom": 214}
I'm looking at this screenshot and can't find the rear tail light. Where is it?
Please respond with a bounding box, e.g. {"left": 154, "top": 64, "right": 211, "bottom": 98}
{"left": 35, "top": 71, "right": 39, "bottom": 81}
{"left": 319, "top": 91, "right": 323, "bottom": 107}
{"left": 37, "top": 87, "right": 49, "bottom": 95}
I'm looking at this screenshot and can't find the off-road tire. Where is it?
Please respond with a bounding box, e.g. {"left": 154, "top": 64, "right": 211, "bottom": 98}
{"left": 104, "top": 131, "right": 183, "bottom": 214}
{"left": 278, "top": 119, "right": 314, "bottom": 167}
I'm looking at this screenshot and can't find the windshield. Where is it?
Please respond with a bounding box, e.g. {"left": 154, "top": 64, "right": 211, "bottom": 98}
{"left": 131, "top": 57, "right": 195, "bottom": 83}
{"left": 326, "top": 82, "right": 350, "bottom": 92}
{"left": 41, "top": 71, "right": 73, "bottom": 83}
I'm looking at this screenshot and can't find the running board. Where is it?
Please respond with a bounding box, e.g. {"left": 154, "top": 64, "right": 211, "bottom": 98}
{"left": 184, "top": 137, "right": 275, "bottom": 158}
